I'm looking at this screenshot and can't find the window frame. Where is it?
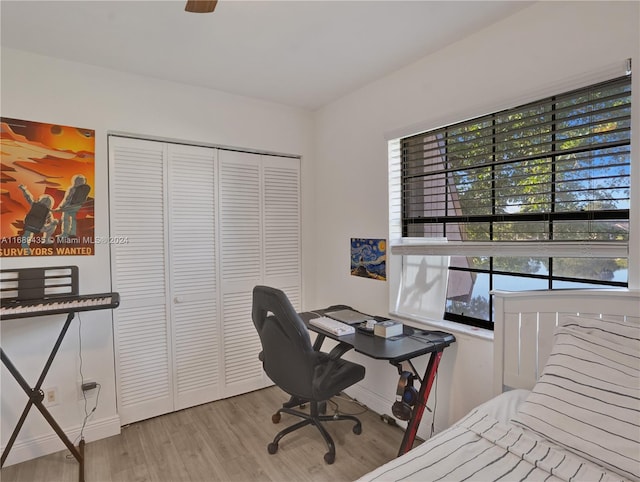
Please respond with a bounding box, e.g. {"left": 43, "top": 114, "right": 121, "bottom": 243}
{"left": 389, "top": 75, "right": 631, "bottom": 330}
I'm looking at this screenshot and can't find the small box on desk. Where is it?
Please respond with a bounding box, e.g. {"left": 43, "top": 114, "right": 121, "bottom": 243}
{"left": 374, "top": 320, "right": 403, "bottom": 338}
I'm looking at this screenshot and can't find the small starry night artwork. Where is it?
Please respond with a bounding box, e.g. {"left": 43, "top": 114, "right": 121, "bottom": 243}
{"left": 350, "top": 238, "right": 386, "bottom": 281}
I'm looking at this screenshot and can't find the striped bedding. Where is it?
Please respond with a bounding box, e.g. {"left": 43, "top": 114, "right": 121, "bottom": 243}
{"left": 359, "top": 408, "right": 626, "bottom": 482}
{"left": 359, "top": 317, "right": 639, "bottom": 482}
{"left": 511, "top": 324, "right": 639, "bottom": 481}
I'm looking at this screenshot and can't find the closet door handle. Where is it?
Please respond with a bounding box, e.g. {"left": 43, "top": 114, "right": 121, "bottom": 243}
{"left": 174, "top": 293, "right": 213, "bottom": 304}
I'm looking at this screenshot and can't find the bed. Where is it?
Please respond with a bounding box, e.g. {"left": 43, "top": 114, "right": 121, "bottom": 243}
{"left": 358, "top": 289, "right": 640, "bottom": 482}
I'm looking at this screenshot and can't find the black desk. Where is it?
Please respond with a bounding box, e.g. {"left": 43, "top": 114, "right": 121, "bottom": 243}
{"left": 300, "top": 308, "right": 455, "bottom": 456}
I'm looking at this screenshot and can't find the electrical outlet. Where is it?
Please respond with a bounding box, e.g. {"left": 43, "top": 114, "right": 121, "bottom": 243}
{"left": 44, "top": 387, "right": 59, "bottom": 407}
{"left": 78, "top": 379, "right": 98, "bottom": 400}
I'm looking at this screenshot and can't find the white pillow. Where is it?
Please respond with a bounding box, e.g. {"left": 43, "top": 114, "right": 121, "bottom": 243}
{"left": 561, "top": 315, "right": 640, "bottom": 349}
{"left": 511, "top": 327, "right": 640, "bottom": 481}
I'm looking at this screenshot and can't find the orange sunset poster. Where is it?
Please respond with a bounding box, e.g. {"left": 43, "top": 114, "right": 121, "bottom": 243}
{"left": 1, "top": 118, "right": 96, "bottom": 257}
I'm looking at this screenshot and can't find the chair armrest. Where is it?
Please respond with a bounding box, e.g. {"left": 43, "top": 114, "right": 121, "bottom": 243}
{"left": 328, "top": 342, "right": 353, "bottom": 361}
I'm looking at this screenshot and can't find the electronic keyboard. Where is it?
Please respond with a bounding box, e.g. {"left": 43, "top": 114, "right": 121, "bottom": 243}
{"left": 1, "top": 292, "right": 120, "bottom": 319}
{"left": 1, "top": 266, "right": 120, "bottom": 320}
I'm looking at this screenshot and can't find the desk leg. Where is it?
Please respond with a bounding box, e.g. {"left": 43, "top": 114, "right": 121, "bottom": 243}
{"left": 397, "top": 349, "right": 443, "bottom": 457}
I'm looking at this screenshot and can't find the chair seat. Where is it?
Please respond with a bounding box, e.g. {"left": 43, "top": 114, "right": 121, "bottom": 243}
{"left": 311, "top": 355, "right": 365, "bottom": 401}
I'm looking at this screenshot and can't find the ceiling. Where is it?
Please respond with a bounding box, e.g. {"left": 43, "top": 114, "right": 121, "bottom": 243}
{"left": 1, "top": 1, "right": 534, "bottom": 110}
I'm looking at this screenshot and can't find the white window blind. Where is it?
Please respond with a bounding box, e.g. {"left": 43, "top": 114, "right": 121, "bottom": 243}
{"left": 389, "top": 74, "right": 631, "bottom": 328}
{"left": 394, "top": 76, "right": 631, "bottom": 257}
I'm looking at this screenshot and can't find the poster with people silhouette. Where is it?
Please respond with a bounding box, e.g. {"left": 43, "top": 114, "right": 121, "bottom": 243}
{"left": 1, "top": 118, "right": 96, "bottom": 257}
{"left": 351, "top": 238, "right": 386, "bottom": 280}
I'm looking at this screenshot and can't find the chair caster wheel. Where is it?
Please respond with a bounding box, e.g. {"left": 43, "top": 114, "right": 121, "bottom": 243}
{"left": 267, "top": 442, "right": 278, "bottom": 454}
{"left": 272, "top": 412, "right": 281, "bottom": 424}
{"left": 324, "top": 452, "right": 335, "bottom": 464}
{"left": 353, "top": 423, "right": 362, "bottom": 435}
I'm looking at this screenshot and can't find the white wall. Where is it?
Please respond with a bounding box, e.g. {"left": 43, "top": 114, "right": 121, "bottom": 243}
{"left": 312, "top": 1, "right": 640, "bottom": 437}
{"left": 0, "top": 48, "right": 313, "bottom": 464}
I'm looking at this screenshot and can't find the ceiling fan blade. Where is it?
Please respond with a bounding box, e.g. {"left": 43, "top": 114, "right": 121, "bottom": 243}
{"left": 185, "top": 0, "right": 218, "bottom": 13}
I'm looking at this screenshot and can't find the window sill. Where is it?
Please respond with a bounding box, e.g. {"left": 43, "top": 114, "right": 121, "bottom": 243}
{"left": 389, "top": 311, "right": 494, "bottom": 342}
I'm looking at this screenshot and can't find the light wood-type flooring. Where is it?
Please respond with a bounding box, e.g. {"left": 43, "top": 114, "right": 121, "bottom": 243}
{"left": 1, "top": 386, "right": 412, "bottom": 482}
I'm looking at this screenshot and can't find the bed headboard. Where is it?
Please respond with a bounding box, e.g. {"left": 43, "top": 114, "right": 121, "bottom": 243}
{"left": 492, "top": 289, "right": 640, "bottom": 396}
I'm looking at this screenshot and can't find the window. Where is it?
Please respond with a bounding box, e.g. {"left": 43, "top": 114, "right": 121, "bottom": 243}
{"left": 389, "top": 75, "right": 631, "bottom": 329}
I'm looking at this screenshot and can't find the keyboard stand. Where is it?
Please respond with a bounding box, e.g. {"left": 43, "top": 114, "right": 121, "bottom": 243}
{"left": 1, "top": 312, "right": 85, "bottom": 482}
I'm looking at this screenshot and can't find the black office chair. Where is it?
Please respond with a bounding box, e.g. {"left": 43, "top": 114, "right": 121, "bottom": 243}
{"left": 251, "top": 285, "right": 365, "bottom": 464}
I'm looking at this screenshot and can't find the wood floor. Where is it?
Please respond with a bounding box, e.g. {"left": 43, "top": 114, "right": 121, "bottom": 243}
{"left": 1, "top": 386, "right": 410, "bottom": 482}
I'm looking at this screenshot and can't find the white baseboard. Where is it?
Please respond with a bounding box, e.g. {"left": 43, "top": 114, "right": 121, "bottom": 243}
{"left": 344, "top": 383, "right": 405, "bottom": 426}
{"left": 345, "top": 382, "right": 438, "bottom": 439}
{"left": 1, "top": 414, "right": 121, "bottom": 467}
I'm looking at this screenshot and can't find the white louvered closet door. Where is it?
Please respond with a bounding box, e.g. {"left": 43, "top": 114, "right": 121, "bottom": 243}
{"left": 110, "top": 138, "right": 300, "bottom": 423}
{"left": 167, "top": 144, "right": 220, "bottom": 410}
{"left": 218, "top": 151, "right": 264, "bottom": 397}
{"left": 109, "top": 137, "right": 173, "bottom": 425}
{"left": 218, "top": 150, "right": 301, "bottom": 398}
{"left": 262, "top": 156, "right": 302, "bottom": 307}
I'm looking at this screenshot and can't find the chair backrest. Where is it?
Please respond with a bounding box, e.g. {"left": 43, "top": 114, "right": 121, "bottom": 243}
{"left": 252, "top": 285, "right": 317, "bottom": 397}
